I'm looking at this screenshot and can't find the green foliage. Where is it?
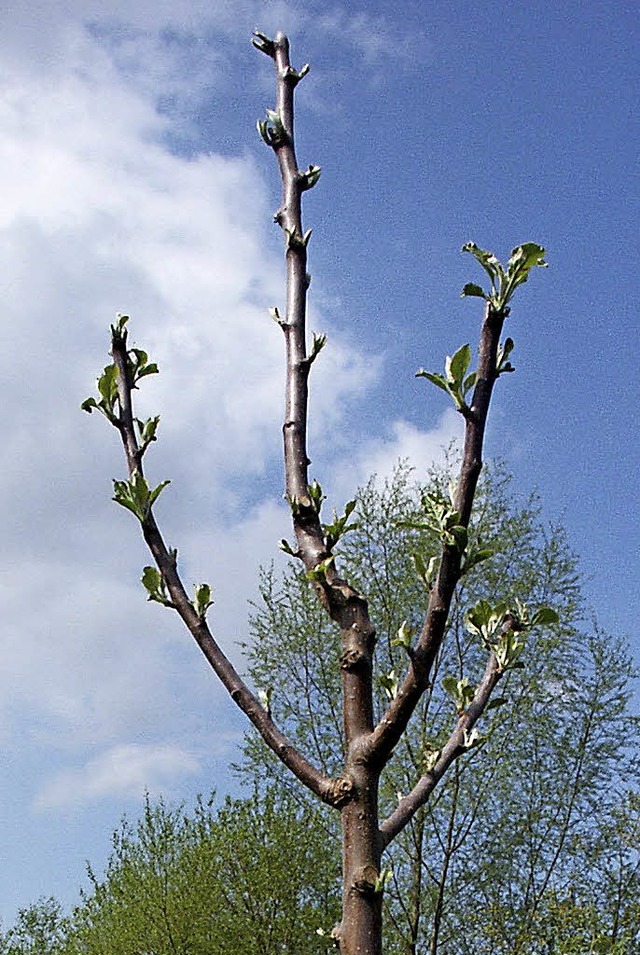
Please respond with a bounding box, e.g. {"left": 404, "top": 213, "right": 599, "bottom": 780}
{"left": 391, "top": 619, "right": 415, "bottom": 654}
{"left": 141, "top": 565, "right": 172, "bottom": 606}
{"left": 403, "top": 488, "right": 468, "bottom": 553}
{"left": 0, "top": 898, "right": 67, "bottom": 955}
{"left": 240, "top": 462, "right": 639, "bottom": 955}
{"left": 461, "top": 242, "right": 548, "bottom": 312}
{"left": 193, "top": 582, "right": 214, "bottom": 620}
{"left": 441, "top": 675, "right": 475, "bottom": 714}
{"left": 379, "top": 669, "right": 399, "bottom": 701}
{"left": 257, "top": 107, "right": 286, "bottom": 147}
{"left": 308, "top": 331, "right": 327, "bottom": 363}
{"left": 416, "top": 342, "right": 476, "bottom": 413}
{"left": 112, "top": 472, "right": 170, "bottom": 523}
{"left": 81, "top": 315, "right": 159, "bottom": 427}
{"left": 306, "top": 556, "right": 335, "bottom": 583}
{"left": 300, "top": 164, "right": 322, "bottom": 190}
{"left": 323, "top": 499, "right": 358, "bottom": 550}
{"left": 62, "top": 790, "right": 340, "bottom": 955}
{"left": 80, "top": 364, "right": 119, "bottom": 424}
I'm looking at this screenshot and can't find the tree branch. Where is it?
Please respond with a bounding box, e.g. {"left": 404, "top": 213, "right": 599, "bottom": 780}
{"left": 379, "top": 651, "right": 501, "bottom": 847}
{"left": 255, "top": 32, "right": 378, "bottom": 749}
{"left": 366, "top": 303, "right": 507, "bottom": 769}
{"left": 106, "top": 324, "right": 351, "bottom": 809}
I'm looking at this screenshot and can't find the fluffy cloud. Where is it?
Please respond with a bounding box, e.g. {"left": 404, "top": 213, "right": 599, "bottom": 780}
{"left": 0, "top": 4, "right": 441, "bottom": 819}
{"left": 0, "top": 11, "right": 375, "bottom": 751}
{"left": 331, "top": 410, "right": 462, "bottom": 503}
{"left": 35, "top": 742, "right": 201, "bottom": 809}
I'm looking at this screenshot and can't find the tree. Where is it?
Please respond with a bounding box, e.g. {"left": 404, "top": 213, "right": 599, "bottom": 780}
{"left": 83, "top": 30, "right": 554, "bottom": 955}
{"left": 64, "top": 788, "right": 340, "bottom": 955}
{"left": 241, "top": 463, "right": 639, "bottom": 953}
{"left": 0, "top": 898, "right": 67, "bottom": 955}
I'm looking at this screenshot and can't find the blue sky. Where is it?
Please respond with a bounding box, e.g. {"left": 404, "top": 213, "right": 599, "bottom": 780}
{"left": 0, "top": 0, "right": 637, "bottom": 924}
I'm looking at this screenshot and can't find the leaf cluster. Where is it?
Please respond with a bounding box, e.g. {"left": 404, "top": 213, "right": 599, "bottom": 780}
{"left": 416, "top": 343, "right": 476, "bottom": 414}
{"left": 112, "top": 472, "right": 170, "bottom": 523}
{"left": 81, "top": 315, "right": 159, "bottom": 435}
{"left": 461, "top": 242, "right": 548, "bottom": 312}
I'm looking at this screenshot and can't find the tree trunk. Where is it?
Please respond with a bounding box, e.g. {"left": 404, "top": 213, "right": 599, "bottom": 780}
{"left": 338, "top": 766, "right": 383, "bottom": 955}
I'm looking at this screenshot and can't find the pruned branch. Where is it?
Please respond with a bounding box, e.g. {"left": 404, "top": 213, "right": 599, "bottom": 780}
{"left": 256, "top": 32, "right": 379, "bottom": 750}
{"left": 365, "top": 302, "right": 508, "bottom": 769}
{"left": 380, "top": 651, "right": 502, "bottom": 846}
{"left": 83, "top": 318, "right": 350, "bottom": 809}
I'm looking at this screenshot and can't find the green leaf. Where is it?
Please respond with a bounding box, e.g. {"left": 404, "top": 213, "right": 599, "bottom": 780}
{"left": 81, "top": 397, "right": 98, "bottom": 413}
{"left": 148, "top": 479, "right": 171, "bottom": 509}
{"left": 448, "top": 343, "right": 471, "bottom": 386}
{"left": 463, "top": 372, "right": 477, "bottom": 395}
{"left": 412, "top": 553, "right": 438, "bottom": 590}
{"left": 462, "top": 727, "right": 485, "bottom": 750}
{"left": 139, "top": 416, "right": 160, "bottom": 449}
{"left": 442, "top": 675, "right": 475, "bottom": 713}
{"left": 112, "top": 473, "right": 170, "bottom": 522}
{"left": 137, "top": 363, "right": 159, "bottom": 380}
{"left": 391, "top": 619, "right": 415, "bottom": 652}
{"left": 98, "top": 364, "right": 119, "bottom": 407}
{"left": 258, "top": 686, "right": 273, "bottom": 714}
{"left": 278, "top": 538, "right": 297, "bottom": 557}
{"left": 507, "top": 242, "right": 547, "bottom": 275}
{"left": 141, "top": 565, "right": 162, "bottom": 595}
{"left": 306, "top": 556, "right": 334, "bottom": 582}
{"left": 194, "top": 583, "right": 214, "bottom": 620}
{"left": 463, "top": 242, "right": 547, "bottom": 311}
{"left": 448, "top": 524, "right": 468, "bottom": 552}
{"left": 141, "top": 566, "right": 172, "bottom": 607}
{"left": 416, "top": 371, "right": 450, "bottom": 394}
{"left": 373, "top": 868, "right": 393, "bottom": 894}
{"left": 308, "top": 332, "right": 327, "bottom": 364}
{"left": 531, "top": 606, "right": 560, "bottom": 627}
{"left": 307, "top": 480, "right": 325, "bottom": 514}
{"left": 461, "top": 282, "right": 487, "bottom": 299}
{"left": 301, "top": 164, "right": 321, "bottom": 190}
{"left": 486, "top": 696, "right": 508, "bottom": 712}
{"left": 461, "top": 242, "right": 504, "bottom": 286}
{"left": 111, "top": 314, "right": 129, "bottom": 338}
{"left": 380, "top": 669, "right": 399, "bottom": 700}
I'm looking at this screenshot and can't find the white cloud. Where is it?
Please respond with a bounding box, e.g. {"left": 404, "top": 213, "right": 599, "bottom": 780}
{"left": 331, "top": 409, "right": 462, "bottom": 502}
{"left": 35, "top": 742, "right": 201, "bottom": 809}
{"left": 0, "top": 3, "right": 431, "bottom": 827}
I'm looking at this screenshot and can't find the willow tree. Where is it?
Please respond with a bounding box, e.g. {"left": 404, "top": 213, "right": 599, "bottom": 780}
{"left": 83, "top": 31, "right": 553, "bottom": 955}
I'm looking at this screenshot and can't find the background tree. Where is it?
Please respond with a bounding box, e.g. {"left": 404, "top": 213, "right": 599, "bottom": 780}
{"left": 0, "top": 898, "right": 67, "bottom": 955}
{"left": 62, "top": 788, "right": 339, "bottom": 955}
{"left": 242, "top": 462, "right": 639, "bottom": 953}
{"left": 83, "top": 30, "right": 556, "bottom": 955}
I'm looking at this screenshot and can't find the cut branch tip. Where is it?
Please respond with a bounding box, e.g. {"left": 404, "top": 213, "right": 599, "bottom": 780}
{"left": 251, "top": 30, "right": 275, "bottom": 57}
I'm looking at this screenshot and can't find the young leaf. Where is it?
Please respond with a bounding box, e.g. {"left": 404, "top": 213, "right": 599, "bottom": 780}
{"left": 442, "top": 675, "right": 475, "bottom": 714}
{"left": 391, "top": 619, "right": 415, "bottom": 652}
{"left": 380, "top": 669, "right": 399, "bottom": 700}
{"left": 306, "top": 556, "right": 334, "bottom": 583}
{"left": 448, "top": 343, "right": 471, "bottom": 386}
{"left": 258, "top": 686, "right": 273, "bottom": 716}
{"left": 461, "top": 282, "right": 487, "bottom": 300}
{"left": 141, "top": 566, "right": 172, "bottom": 607}
{"left": 415, "top": 370, "right": 450, "bottom": 394}
{"left": 278, "top": 538, "right": 297, "bottom": 557}
{"left": 530, "top": 606, "right": 560, "bottom": 627}
{"left": 194, "top": 583, "right": 214, "bottom": 620}
{"left": 300, "top": 164, "right": 321, "bottom": 190}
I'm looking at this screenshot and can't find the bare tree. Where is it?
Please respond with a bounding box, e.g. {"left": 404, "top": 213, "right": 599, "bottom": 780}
{"left": 83, "top": 31, "right": 552, "bottom": 955}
